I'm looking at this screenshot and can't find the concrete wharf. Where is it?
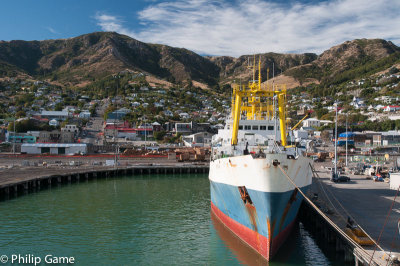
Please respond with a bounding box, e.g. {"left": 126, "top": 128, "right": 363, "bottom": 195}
{"left": 304, "top": 162, "right": 400, "bottom": 265}
{"left": 0, "top": 162, "right": 209, "bottom": 199}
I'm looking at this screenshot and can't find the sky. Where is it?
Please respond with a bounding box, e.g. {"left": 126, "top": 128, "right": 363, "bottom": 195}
{"left": 0, "top": 0, "right": 399, "bottom": 57}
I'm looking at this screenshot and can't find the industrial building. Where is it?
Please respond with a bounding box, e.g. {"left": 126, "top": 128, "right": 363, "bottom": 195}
{"left": 21, "top": 143, "right": 87, "bottom": 155}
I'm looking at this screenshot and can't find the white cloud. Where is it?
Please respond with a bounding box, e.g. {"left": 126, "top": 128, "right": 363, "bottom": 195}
{"left": 46, "top": 27, "right": 59, "bottom": 34}
{"left": 94, "top": 12, "right": 136, "bottom": 37}
{"left": 95, "top": 0, "right": 400, "bottom": 57}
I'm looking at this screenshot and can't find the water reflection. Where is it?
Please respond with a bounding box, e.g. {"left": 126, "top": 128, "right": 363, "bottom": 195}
{"left": 211, "top": 209, "right": 333, "bottom": 266}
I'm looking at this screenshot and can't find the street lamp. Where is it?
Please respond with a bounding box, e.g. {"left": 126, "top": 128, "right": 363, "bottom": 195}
{"left": 143, "top": 116, "right": 147, "bottom": 151}
{"left": 345, "top": 112, "right": 348, "bottom": 167}
{"left": 334, "top": 102, "right": 338, "bottom": 178}
{"left": 12, "top": 116, "right": 16, "bottom": 167}
{"left": 113, "top": 75, "right": 119, "bottom": 167}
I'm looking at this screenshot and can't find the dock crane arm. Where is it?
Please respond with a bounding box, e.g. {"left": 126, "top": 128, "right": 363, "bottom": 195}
{"left": 292, "top": 113, "right": 309, "bottom": 130}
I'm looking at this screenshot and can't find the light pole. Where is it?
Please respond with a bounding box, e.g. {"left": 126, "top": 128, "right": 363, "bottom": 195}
{"left": 345, "top": 113, "right": 348, "bottom": 167}
{"left": 334, "top": 102, "right": 338, "bottom": 178}
{"left": 12, "top": 116, "right": 16, "bottom": 155}
{"left": 113, "top": 75, "right": 119, "bottom": 167}
{"left": 144, "top": 116, "right": 147, "bottom": 151}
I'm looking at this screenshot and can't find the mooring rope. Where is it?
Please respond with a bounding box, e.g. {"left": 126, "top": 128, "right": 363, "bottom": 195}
{"left": 309, "top": 164, "right": 385, "bottom": 254}
{"left": 385, "top": 218, "right": 400, "bottom": 266}
{"left": 369, "top": 185, "right": 400, "bottom": 265}
{"left": 277, "top": 164, "right": 379, "bottom": 265}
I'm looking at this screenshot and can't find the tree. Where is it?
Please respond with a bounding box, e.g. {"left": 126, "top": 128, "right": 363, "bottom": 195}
{"left": 316, "top": 108, "right": 328, "bottom": 119}
{"left": 103, "top": 105, "right": 116, "bottom": 120}
{"left": 153, "top": 131, "right": 166, "bottom": 141}
{"left": 15, "top": 110, "right": 26, "bottom": 118}
{"left": 54, "top": 102, "right": 64, "bottom": 111}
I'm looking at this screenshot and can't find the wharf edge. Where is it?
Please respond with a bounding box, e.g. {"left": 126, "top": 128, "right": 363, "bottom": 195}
{"left": 0, "top": 164, "right": 209, "bottom": 198}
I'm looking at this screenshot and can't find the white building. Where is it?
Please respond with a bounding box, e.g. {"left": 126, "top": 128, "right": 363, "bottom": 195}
{"left": 40, "top": 110, "right": 70, "bottom": 121}
{"left": 350, "top": 97, "right": 366, "bottom": 109}
{"left": 179, "top": 112, "right": 190, "bottom": 119}
{"left": 293, "top": 130, "right": 309, "bottom": 141}
{"left": 62, "top": 125, "right": 79, "bottom": 134}
{"left": 49, "top": 119, "right": 59, "bottom": 127}
{"left": 303, "top": 118, "right": 320, "bottom": 128}
{"left": 183, "top": 132, "right": 213, "bottom": 147}
{"left": 384, "top": 105, "right": 400, "bottom": 112}
{"left": 79, "top": 110, "right": 91, "bottom": 119}
{"left": 21, "top": 143, "right": 87, "bottom": 155}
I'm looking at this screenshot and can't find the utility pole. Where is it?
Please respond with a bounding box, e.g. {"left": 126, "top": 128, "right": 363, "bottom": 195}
{"left": 12, "top": 116, "right": 16, "bottom": 167}
{"left": 13, "top": 116, "right": 16, "bottom": 155}
{"left": 113, "top": 75, "right": 119, "bottom": 167}
{"left": 144, "top": 116, "right": 147, "bottom": 151}
{"left": 345, "top": 113, "right": 348, "bottom": 167}
{"left": 334, "top": 102, "right": 338, "bottom": 178}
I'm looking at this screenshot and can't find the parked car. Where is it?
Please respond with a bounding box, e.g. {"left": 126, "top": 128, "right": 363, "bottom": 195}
{"left": 331, "top": 172, "right": 350, "bottom": 183}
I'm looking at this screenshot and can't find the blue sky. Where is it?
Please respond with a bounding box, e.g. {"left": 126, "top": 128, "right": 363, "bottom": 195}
{"left": 1, "top": 0, "right": 399, "bottom": 56}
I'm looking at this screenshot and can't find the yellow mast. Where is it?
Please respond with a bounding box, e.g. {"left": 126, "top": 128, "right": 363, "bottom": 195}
{"left": 231, "top": 56, "right": 288, "bottom": 147}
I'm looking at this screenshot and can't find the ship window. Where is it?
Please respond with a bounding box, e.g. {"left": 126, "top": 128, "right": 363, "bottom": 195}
{"left": 252, "top": 126, "right": 259, "bottom": 130}
{"left": 268, "top": 126, "right": 274, "bottom": 130}
{"left": 238, "top": 186, "right": 253, "bottom": 205}
{"left": 260, "top": 126, "right": 267, "bottom": 130}
{"left": 244, "top": 125, "right": 251, "bottom": 130}
{"left": 239, "top": 125, "right": 243, "bottom": 130}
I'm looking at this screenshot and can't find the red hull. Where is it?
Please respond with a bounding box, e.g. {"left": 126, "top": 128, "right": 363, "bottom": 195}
{"left": 211, "top": 202, "right": 296, "bottom": 261}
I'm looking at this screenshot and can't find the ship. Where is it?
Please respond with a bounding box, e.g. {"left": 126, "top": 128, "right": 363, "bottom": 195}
{"left": 209, "top": 57, "right": 313, "bottom": 261}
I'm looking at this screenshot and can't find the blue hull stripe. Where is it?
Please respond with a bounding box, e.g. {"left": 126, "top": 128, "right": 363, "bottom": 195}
{"left": 210, "top": 180, "right": 310, "bottom": 239}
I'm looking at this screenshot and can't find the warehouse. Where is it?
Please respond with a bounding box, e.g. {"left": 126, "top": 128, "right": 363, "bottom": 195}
{"left": 21, "top": 143, "right": 87, "bottom": 155}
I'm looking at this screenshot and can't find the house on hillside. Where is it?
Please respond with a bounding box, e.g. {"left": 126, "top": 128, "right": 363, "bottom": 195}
{"left": 384, "top": 105, "right": 400, "bottom": 112}
{"left": 303, "top": 118, "right": 320, "bottom": 128}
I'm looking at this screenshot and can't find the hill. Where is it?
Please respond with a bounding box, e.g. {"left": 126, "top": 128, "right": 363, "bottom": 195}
{"left": 0, "top": 32, "right": 220, "bottom": 87}
{"left": 0, "top": 33, "right": 399, "bottom": 91}
{"left": 284, "top": 39, "right": 400, "bottom": 87}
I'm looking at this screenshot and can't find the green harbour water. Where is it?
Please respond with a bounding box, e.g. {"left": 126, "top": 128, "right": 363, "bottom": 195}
{"left": 0, "top": 174, "right": 343, "bottom": 265}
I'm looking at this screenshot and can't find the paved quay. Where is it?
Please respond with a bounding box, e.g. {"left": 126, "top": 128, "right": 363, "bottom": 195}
{"left": 0, "top": 155, "right": 209, "bottom": 190}
{"left": 310, "top": 162, "right": 400, "bottom": 264}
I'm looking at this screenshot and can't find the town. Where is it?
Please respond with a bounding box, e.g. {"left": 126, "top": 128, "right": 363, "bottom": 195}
{"left": 1, "top": 67, "right": 399, "bottom": 161}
